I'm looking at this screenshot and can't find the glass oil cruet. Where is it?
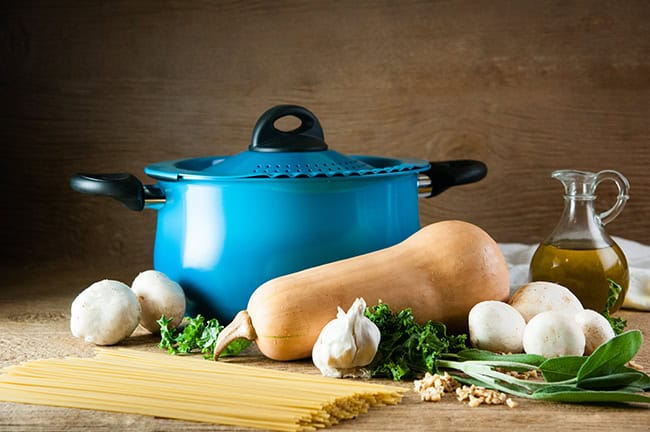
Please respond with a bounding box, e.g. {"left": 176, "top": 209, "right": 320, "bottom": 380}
{"left": 529, "top": 169, "right": 630, "bottom": 312}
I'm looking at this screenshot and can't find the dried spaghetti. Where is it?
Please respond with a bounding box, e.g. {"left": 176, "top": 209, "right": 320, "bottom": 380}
{"left": 0, "top": 348, "right": 404, "bottom": 431}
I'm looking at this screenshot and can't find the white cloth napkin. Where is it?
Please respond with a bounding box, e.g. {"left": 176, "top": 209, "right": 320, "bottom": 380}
{"left": 498, "top": 237, "right": 650, "bottom": 311}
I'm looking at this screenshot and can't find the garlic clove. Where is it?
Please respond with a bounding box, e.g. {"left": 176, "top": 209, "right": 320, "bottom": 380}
{"left": 320, "top": 316, "right": 358, "bottom": 369}
{"left": 351, "top": 313, "right": 381, "bottom": 367}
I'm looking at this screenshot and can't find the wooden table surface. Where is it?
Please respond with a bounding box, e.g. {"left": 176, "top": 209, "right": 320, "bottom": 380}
{"left": 1, "top": 266, "right": 648, "bottom": 432}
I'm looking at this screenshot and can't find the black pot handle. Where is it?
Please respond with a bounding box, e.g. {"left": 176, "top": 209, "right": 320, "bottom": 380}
{"left": 250, "top": 104, "right": 328, "bottom": 152}
{"left": 70, "top": 173, "right": 147, "bottom": 211}
{"left": 419, "top": 160, "right": 487, "bottom": 198}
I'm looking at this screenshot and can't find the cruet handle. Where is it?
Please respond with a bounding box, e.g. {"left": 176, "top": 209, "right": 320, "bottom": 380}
{"left": 595, "top": 170, "right": 630, "bottom": 225}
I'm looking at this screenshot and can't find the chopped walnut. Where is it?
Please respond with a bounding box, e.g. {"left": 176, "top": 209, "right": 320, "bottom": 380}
{"left": 506, "top": 398, "right": 519, "bottom": 408}
{"left": 496, "top": 367, "right": 539, "bottom": 380}
{"left": 419, "top": 387, "right": 443, "bottom": 402}
{"left": 414, "top": 372, "right": 460, "bottom": 395}
{"left": 414, "top": 373, "right": 517, "bottom": 408}
{"left": 467, "top": 394, "right": 482, "bottom": 408}
{"left": 456, "top": 384, "right": 512, "bottom": 408}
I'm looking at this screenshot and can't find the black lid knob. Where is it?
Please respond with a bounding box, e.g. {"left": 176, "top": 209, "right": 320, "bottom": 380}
{"left": 250, "top": 105, "right": 327, "bottom": 152}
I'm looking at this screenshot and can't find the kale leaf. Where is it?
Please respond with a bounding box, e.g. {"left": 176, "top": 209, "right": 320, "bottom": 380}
{"left": 157, "top": 314, "right": 251, "bottom": 359}
{"left": 603, "top": 280, "right": 627, "bottom": 335}
{"left": 365, "top": 302, "right": 467, "bottom": 381}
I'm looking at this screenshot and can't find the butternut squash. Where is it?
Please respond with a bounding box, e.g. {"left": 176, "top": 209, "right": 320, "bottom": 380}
{"left": 213, "top": 220, "right": 510, "bottom": 361}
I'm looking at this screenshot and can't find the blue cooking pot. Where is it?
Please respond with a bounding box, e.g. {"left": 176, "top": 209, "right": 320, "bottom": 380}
{"left": 71, "top": 105, "right": 486, "bottom": 323}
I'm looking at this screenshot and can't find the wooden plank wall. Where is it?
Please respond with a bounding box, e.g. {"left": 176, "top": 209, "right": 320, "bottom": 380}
{"left": 1, "top": 0, "right": 649, "bottom": 281}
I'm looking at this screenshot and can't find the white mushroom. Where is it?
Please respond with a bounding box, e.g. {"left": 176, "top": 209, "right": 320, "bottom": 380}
{"left": 468, "top": 301, "right": 526, "bottom": 353}
{"left": 509, "top": 281, "right": 584, "bottom": 322}
{"left": 574, "top": 309, "right": 616, "bottom": 355}
{"left": 70, "top": 279, "right": 141, "bottom": 345}
{"left": 523, "top": 310, "right": 585, "bottom": 357}
{"left": 131, "top": 270, "right": 186, "bottom": 333}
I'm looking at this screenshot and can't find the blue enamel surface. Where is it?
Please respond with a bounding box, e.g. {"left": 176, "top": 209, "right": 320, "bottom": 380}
{"left": 149, "top": 174, "right": 421, "bottom": 323}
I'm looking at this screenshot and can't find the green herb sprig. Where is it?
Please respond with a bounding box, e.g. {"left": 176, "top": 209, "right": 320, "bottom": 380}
{"left": 603, "top": 279, "right": 627, "bottom": 335}
{"left": 365, "top": 302, "right": 467, "bottom": 380}
{"left": 439, "top": 330, "right": 650, "bottom": 404}
{"left": 157, "top": 315, "right": 251, "bottom": 359}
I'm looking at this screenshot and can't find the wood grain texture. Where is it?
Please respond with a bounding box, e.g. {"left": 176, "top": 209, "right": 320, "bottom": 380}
{"left": 0, "top": 0, "right": 649, "bottom": 281}
{"left": 0, "top": 271, "right": 649, "bottom": 431}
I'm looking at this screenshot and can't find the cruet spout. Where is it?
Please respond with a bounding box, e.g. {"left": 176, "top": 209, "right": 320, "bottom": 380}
{"left": 552, "top": 170, "right": 598, "bottom": 197}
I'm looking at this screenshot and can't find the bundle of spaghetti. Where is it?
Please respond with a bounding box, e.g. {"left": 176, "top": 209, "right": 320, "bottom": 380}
{"left": 0, "top": 348, "right": 405, "bottom": 431}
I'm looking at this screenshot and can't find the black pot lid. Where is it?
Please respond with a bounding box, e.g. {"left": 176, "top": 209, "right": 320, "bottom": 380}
{"left": 145, "top": 105, "right": 429, "bottom": 181}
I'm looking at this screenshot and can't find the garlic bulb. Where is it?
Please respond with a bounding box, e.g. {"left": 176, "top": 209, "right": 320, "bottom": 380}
{"left": 312, "top": 297, "right": 381, "bottom": 378}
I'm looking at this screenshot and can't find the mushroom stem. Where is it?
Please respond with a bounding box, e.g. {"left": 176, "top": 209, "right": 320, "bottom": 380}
{"left": 213, "top": 310, "right": 257, "bottom": 360}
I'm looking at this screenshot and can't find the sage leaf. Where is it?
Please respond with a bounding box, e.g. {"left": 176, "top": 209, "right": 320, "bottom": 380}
{"left": 532, "top": 387, "right": 650, "bottom": 404}
{"left": 540, "top": 356, "right": 586, "bottom": 382}
{"left": 628, "top": 367, "right": 650, "bottom": 391}
{"left": 455, "top": 367, "right": 536, "bottom": 398}
{"left": 456, "top": 349, "right": 546, "bottom": 367}
{"left": 577, "top": 330, "right": 642, "bottom": 382}
{"left": 578, "top": 371, "right": 649, "bottom": 391}
{"left": 438, "top": 359, "right": 545, "bottom": 396}
{"left": 578, "top": 364, "right": 650, "bottom": 390}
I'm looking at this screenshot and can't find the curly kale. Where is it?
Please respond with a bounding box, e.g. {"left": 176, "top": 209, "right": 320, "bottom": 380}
{"left": 365, "top": 302, "right": 467, "bottom": 381}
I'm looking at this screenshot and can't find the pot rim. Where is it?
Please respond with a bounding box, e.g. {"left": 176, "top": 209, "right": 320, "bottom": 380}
{"left": 145, "top": 154, "right": 430, "bottom": 182}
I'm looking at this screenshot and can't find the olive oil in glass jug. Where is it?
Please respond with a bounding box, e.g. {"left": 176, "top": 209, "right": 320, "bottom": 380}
{"left": 529, "top": 170, "right": 630, "bottom": 312}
